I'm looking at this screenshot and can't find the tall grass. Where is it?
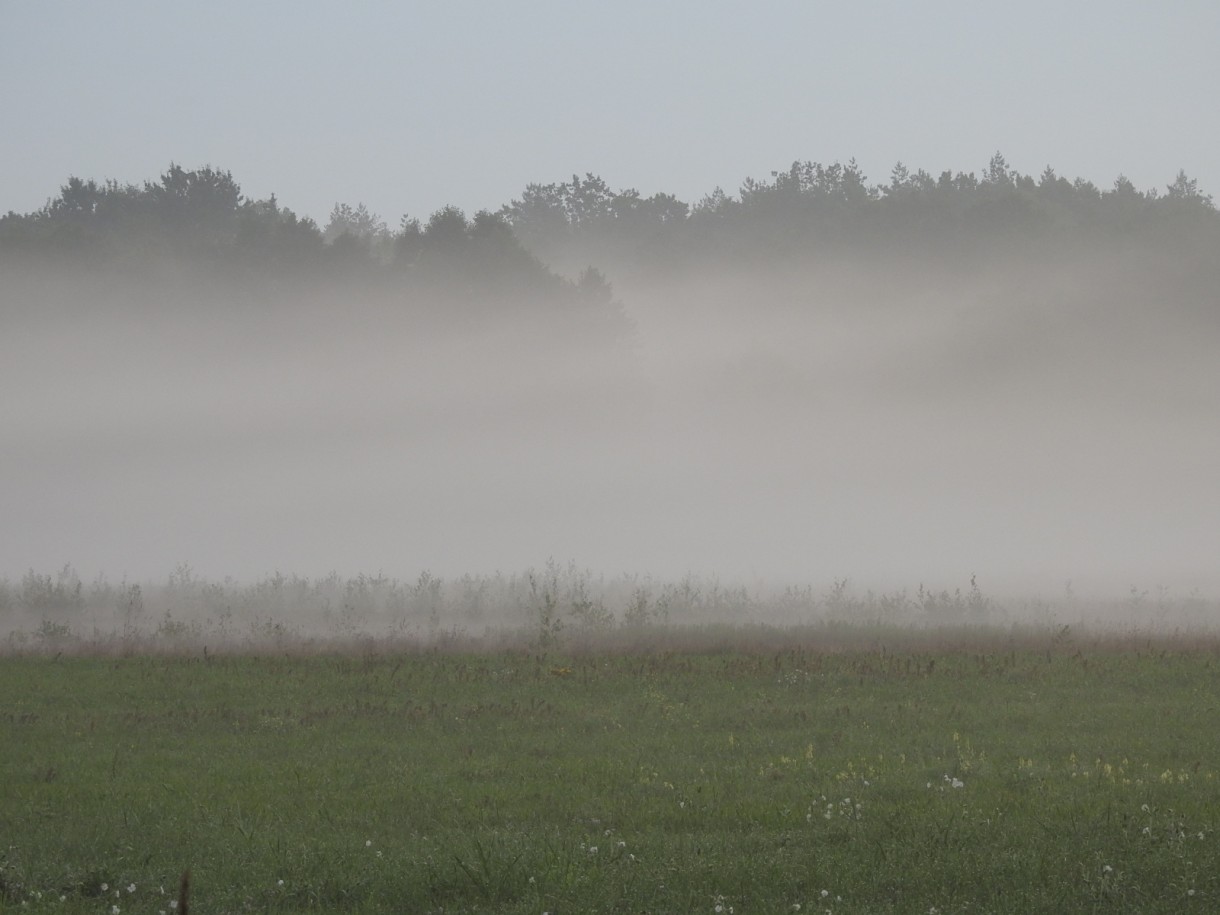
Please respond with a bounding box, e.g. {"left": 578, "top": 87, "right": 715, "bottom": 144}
{"left": 2, "top": 561, "right": 1217, "bottom": 656}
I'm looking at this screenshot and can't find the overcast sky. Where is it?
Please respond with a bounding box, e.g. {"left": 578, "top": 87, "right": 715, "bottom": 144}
{"left": 3, "top": 1, "right": 1218, "bottom": 225}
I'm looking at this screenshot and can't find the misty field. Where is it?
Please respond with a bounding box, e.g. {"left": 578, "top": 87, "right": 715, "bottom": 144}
{"left": 4, "top": 634, "right": 1220, "bottom": 914}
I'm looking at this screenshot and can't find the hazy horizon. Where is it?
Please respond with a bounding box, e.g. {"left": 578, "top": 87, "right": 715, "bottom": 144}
{"left": 4, "top": 3, "right": 1219, "bottom": 605}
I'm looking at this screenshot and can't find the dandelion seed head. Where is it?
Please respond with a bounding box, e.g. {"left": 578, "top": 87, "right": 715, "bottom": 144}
{"left": 127, "top": 884, "right": 136, "bottom": 894}
{"left": 821, "top": 889, "right": 830, "bottom": 898}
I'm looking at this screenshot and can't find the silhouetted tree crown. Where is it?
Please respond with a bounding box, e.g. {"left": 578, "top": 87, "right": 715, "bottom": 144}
{"left": 0, "top": 163, "right": 636, "bottom": 346}
{"left": 498, "top": 153, "right": 1217, "bottom": 273}
{"left": 2, "top": 156, "right": 1215, "bottom": 332}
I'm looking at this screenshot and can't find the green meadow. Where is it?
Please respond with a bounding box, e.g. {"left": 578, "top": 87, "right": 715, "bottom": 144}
{"left": 4, "top": 633, "right": 1220, "bottom": 914}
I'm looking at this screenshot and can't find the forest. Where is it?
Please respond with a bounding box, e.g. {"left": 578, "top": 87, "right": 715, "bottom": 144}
{"left": 3, "top": 153, "right": 1216, "bottom": 295}
{"left": 2, "top": 156, "right": 1218, "bottom": 590}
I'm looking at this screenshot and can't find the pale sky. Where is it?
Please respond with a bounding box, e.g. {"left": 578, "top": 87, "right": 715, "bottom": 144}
{"left": 3, "top": 1, "right": 1218, "bottom": 224}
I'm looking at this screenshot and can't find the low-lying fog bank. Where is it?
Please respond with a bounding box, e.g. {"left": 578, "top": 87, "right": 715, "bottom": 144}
{"left": 5, "top": 163, "right": 1218, "bottom": 603}
{"left": 5, "top": 251, "right": 1219, "bottom": 597}
{"left": 3, "top": 564, "right": 1218, "bottom": 654}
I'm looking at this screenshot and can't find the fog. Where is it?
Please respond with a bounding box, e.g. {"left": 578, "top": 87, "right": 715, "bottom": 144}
{"left": 3, "top": 244, "right": 1217, "bottom": 609}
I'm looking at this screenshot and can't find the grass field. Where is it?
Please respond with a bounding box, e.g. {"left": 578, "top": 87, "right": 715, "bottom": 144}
{"left": 3, "top": 629, "right": 1220, "bottom": 913}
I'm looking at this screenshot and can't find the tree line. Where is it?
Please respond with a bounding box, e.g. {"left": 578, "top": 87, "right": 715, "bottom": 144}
{"left": 0, "top": 163, "right": 634, "bottom": 347}
{"left": 2, "top": 153, "right": 1216, "bottom": 302}
{"left": 500, "top": 154, "right": 1218, "bottom": 275}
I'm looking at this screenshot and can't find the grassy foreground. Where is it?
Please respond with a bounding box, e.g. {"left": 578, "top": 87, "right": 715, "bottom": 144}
{"left": 3, "top": 633, "right": 1220, "bottom": 913}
